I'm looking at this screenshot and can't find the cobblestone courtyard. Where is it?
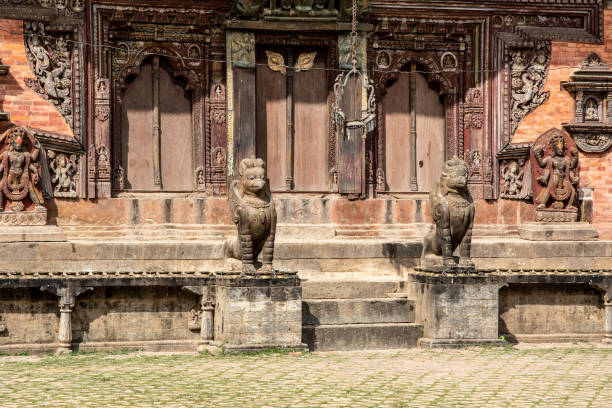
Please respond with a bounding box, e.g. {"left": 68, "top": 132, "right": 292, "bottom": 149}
{"left": 0, "top": 344, "right": 611, "bottom": 407}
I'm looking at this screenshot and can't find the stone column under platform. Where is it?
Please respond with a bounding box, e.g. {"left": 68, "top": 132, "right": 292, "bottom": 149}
{"left": 410, "top": 267, "right": 503, "bottom": 348}
{"left": 211, "top": 271, "right": 308, "bottom": 354}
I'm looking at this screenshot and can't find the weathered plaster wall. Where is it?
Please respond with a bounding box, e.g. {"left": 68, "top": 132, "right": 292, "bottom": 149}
{"left": 513, "top": 9, "right": 612, "bottom": 237}
{"left": 0, "top": 19, "right": 72, "bottom": 135}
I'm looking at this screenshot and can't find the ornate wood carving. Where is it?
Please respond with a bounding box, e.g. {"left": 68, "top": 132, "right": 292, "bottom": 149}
{"left": 23, "top": 22, "right": 73, "bottom": 128}
{"left": 230, "top": 31, "right": 256, "bottom": 68}
{"left": 509, "top": 41, "right": 550, "bottom": 136}
{"left": 47, "top": 149, "right": 77, "bottom": 198}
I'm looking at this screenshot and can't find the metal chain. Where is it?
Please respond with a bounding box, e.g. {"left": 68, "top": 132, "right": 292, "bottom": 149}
{"left": 350, "top": 0, "right": 358, "bottom": 68}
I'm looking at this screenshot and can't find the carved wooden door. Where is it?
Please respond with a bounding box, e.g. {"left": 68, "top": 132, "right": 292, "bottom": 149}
{"left": 121, "top": 57, "right": 194, "bottom": 191}
{"left": 256, "top": 47, "right": 328, "bottom": 192}
{"left": 383, "top": 68, "right": 445, "bottom": 192}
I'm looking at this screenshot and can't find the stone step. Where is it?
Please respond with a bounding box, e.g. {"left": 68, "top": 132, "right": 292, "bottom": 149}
{"left": 302, "top": 323, "right": 423, "bottom": 351}
{"left": 303, "top": 298, "right": 415, "bottom": 325}
{"left": 302, "top": 280, "right": 406, "bottom": 299}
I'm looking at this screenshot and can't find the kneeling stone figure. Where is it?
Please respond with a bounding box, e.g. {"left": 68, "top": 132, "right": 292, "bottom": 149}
{"left": 224, "top": 157, "right": 277, "bottom": 275}
{"left": 421, "top": 157, "right": 475, "bottom": 270}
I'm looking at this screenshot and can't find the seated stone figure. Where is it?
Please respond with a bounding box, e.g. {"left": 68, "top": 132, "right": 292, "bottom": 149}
{"left": 421, "top": 157, "right": 475, "bottom": 270}
{"left": 223, "top": 157, "right": 277, "bottom": 275}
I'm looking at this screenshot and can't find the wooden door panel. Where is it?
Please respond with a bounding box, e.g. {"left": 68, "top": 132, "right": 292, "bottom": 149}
{"left": 159, "top": 65, "right": 193, "bottom": 191}
{"left": 122, "top": 62, "right": 154, "bottom": 191}
{"left": 415, "top": 73, "right": 445, "bottom": 192}
{"left": 294, "top": 52, "right": 328, "bottom": 191}
{"left": 384, "top": 74, "right": 412, "bottom": 192}
{"left": 256, "top": 54, "right": 287, "bottom": 190}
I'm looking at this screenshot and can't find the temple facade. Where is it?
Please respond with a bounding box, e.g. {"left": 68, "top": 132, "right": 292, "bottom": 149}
{"left": 0, "top": 1, "right": 612, "bottom": 352}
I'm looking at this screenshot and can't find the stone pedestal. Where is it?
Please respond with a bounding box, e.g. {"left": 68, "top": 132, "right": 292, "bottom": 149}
{"left": 212, "top": 273, "right": 307, "bottom": 353}
{"left": 518, "top": 222, "right": 598, "bottom": 241}
{"left": 411, "top": 270, "right": 503, "bottom": 348}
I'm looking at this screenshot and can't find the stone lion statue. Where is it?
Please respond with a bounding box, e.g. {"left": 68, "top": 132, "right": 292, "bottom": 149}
{"left": 223, "top": 157, "right": 277, "bottom": 275}
{"left": 421, "top": 157, "right": 475, "bottom": 270}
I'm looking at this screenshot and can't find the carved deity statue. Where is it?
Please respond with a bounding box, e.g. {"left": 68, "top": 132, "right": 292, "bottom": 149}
{"left": 532, "top": 129, "right": 579, "bottom": 219}
{"left": 584, "top": 98, "right": 599, "bottom": 121}
{"left": 48, "top": 150, "right": 77, "bottom": 198}
{"left": 421, "top": 157, "right": 475, "bottom": 270}
{"left": 0, "top": 127, "right": 44, "bottom": 212}
{"left": 223, "top": 157, "right": 277, "bottom": 275}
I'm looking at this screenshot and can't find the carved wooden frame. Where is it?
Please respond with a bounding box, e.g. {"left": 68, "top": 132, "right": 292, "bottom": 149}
{"left": 90, "top": 5, "right": 226, "bottom": 196}
{"left": 372, "top": 50, "right": 459, "bottom": 194}
{"left": 254, "top": 32, "right": 339, "bottom": 193}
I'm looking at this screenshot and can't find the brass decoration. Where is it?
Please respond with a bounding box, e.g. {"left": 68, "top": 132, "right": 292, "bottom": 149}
{"left": 295, "top": 52, "right": 317, "bottom": 72}
{"left": 265, "top": 51, "right": 286, "bottom": 74}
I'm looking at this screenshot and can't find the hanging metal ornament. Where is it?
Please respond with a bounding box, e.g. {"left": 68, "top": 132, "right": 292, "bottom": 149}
{"left": 332, "top": 0, "right": 376, "bottom": 141}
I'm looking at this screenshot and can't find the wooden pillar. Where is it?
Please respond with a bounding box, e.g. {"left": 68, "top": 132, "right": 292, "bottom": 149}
{"left": 409, "top": 63, "right": 418, "bottom": 191}
{"left": 91, "top": 78, "right": 112, "bottom": 197}
{"left": 285, "top": 48, "right": 295, "bottom": 190}
{"left": 152, "top": 56, "right": 162, "bottom": 188}
{"left": 227, "top": 31, "right": 256, "bottom": 177}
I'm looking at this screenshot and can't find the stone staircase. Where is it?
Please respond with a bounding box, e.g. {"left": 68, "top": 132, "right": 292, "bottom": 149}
{"left": 302, "top": 279, "right": 423, "bottom": 351}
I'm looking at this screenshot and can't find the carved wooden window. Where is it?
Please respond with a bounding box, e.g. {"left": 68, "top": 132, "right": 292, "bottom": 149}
{"left": 383, "top": 67, "right": 446, "bottom": 192}
{"left": 120, "top": 57, "right": 194, "bottom": 191}
{"left": 256, "top": 47, "right": 328, "bottom": 192}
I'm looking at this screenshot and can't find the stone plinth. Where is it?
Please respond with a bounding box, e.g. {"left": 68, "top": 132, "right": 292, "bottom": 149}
{"left": 0, "top": 207, "right": 47, "bottom": 226}
{"left": 411, "top": 269, "right": 503, "bottom": 348}
{"left": 518, "top": 222, "right": 599, "bottom": 241}
{"left": 535, "top": 207, "right": 578, "bottom": 223}
{"left": 213, "top": 273, "right": 307, "bottom": 353}
{"left": 0, "top": 225, "right": 66, "bottom": 242}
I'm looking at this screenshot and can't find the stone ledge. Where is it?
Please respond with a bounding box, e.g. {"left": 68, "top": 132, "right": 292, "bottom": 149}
{"left": 417, "top": 338, "right": 505, "bottom": 349}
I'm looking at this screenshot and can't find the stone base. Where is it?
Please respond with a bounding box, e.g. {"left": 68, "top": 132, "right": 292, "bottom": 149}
{"left": 214, "top": 274, "right": 304, "bottom": 350}
{"left": 209, "top": 342, "right": 308, "bottom": 354}
{"left": 418, "top": 338, "right": 504, "bottom": 349}
{"left": 0, "top": 225, "right": 66, "bottom": 242}
{"left": 416, "top": 264, "right": 477, "bottom": 275}
{"left": 518, "top": 222, "right": 599, "bottom": 241}
{"left": 535, "top": 207, "right": 578, "bottom": 222}
{"left": 0, "top": 207, "right": 47, "bottom": 226}
{"left": 410, "top": 273, "right": 499, "bottom": 347}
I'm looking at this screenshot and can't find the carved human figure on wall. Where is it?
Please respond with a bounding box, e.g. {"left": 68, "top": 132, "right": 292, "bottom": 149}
{"left": 223, "top": 157, "right": 277, "bottom": 275}
{"left": 421, "top": 157, "right": 474, "bottom": 270}
{"left": 48, "top": 150, "right": 77, "bottom": 198}
{"left": 0, "top": 127, "right": 44, "bottom": 212}
{"left": 532, "top": 130, "right": 579, "bottom": 212}
{"left": 501, "top": 160, "right": 524, "bottom": 197}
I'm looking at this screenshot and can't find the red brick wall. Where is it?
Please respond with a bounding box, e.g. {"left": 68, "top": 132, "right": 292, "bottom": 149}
{"left": 513, "top": 10, "right": 612, "bottom": 238}
{"left": 0, "top": 19, "right": 72, "bottom": 135}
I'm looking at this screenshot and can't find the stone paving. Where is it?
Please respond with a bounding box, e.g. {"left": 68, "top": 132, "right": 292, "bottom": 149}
{"left": 0, "top": 344, "right": 611, "bottom": 407}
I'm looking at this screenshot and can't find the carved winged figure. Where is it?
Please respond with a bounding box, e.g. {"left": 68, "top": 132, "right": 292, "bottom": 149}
{"left": 0, "top": 127, "right": 44, "bottom": 212}
{"left": 223, "top": 157, "right": 277, "bottom": 275}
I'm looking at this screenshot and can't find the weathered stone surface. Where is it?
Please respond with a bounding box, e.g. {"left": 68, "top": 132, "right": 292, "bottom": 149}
{"left": 518, "top": 222, "right": 599, "bottom": 241}
{"left": 499, "top": 283, "right": 605, "bottom": 343}
{"left": 302, "top": 280, "right": 402, "bottom": 299}
{"left": 411, "top": 275, "right": 500, "bottom": 347}
{"left": 303, "top": 298, "right": 415, "bottom": 325}
{"left": 213, "top": 277, "right": 305, "bottom": 350}
{"left": 302, "top": 323, "right": 423, "bottom": 351}
{"left": 0, "top": 225, "right": 66, "bottom": 242}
